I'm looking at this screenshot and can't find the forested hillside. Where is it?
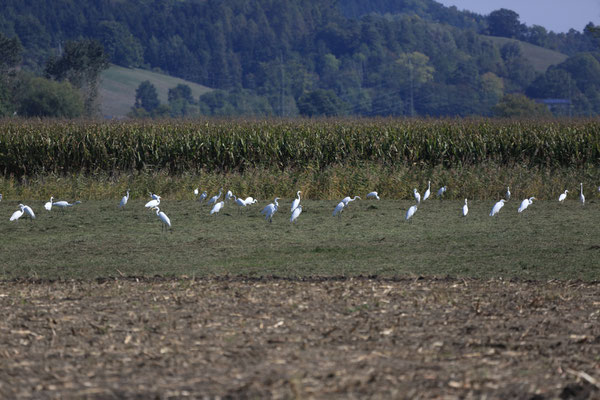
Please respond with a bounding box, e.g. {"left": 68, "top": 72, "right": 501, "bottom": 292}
{"left": 1, "top": 0, "right": 599, "bottom": 117}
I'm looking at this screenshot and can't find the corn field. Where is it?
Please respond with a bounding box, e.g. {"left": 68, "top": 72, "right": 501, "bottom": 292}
{"left": 1, "top": 118, "right": 600, "bottom": 200}
{"left": 1, "top": 118, "right": 600, "bottom": 176}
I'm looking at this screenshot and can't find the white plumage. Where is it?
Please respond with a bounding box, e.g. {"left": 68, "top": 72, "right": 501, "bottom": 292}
{"left": 558, "top": 190, "right": 568, "bottom": 203}
{"left": 366, "top": 191, "right": 380, "bottom": 200}
{"left": 489, "top": 199, "right": 506, "bottom": 217}
{"left": 290, "top": 205, "right": 302, "bottom": 223}
{"left": 413, "top": 188, "right": 421, "bottom": 204}
{"left": 291, "top": 191, "right": 302, "bottom": 212}
{"left": 423, "top": 181, "right": 431, "bottom": 201}
{"left": 405, "top": 205, "right": 417, "bottom": 221}
{"left": 210, "top": 201, "right": 225, "bottom": 215}
{"left": 518, "top": 197, "right": 536, "bottom": 213}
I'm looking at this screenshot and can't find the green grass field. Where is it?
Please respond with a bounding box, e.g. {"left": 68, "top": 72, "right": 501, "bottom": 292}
{"left": 1, "top": 197, "right": 598, "bottom": 281}
{"left": 99, "top": 65, "right": 212, "bottom": 118}
{"left": 484, "top": 36, "right": 568, "bottom": 72}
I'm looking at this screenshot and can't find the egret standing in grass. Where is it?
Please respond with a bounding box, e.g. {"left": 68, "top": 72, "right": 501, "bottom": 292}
{"left": 290, "top": 205, "right": 302, "bottom": 223}
{"left": 291, "top": 191, "right": 301, "bottom": 212}
{"left": 207, "top": 189, "right": 222, "bottom": 206}
{"left": 332, "top": 201, "right": 345, "bottom": 218}
{"left": 53, "top": 200, "right": 81, "bottom": 210}
{"left": 489, "top": 199, "right": 506, "bottom": 217}
{"left": 436, "top": 186, "right": 447, "bottom": 199}
{"left": 518, "top": 197, "right": 536, "bottom": 213}
{"left": 413, "top": 188, "right": 421, "bottom": 204}
{"left": 194, "top": 188, "right": 199, "bottom": 196}
{"left": 558, "top": 190, "right": 568, "bottom": 203}
{"left": 261, "top": 197, "right": 280, "bottom": 223}
{"left": 152, "top": 207, "right": 171, "bottom": 232}
{"left": 233, "top": 196, "right": 247, "bottom": 213}
{"left": 423, "top": 181, "right": 431, "bottom": 201}
{"left": 197, "top": 191, "right": 208, "bottom": 204}
{"left": 225, "top": 190, "right": 234, "bottom": 201}
{"left": 119, "top": 189, "right": 130, "bottom": 209}
{"left": 22, "top": 204, "right": 35, "bottom": 220}
{"left": 506, "top": 186, "right": 511, "bottom": 201}
{"left": 366, "top": 191, "right": 380, "bottom": 200}
{"left": 580, "top": 183, "right": 585, "bottom": 205}
{"left": 405, "top": 204, "right": 417, "bottom": 221}
{"left": 462, "top": 199, "right": 468, "bottom": 217}
{"left": 44, "top": 196, "right": 54, "bottom": 211}
{"left": 210, "top": 201, "right": 225, "bottom": 215}
{"left": 10, "top": 204, "right": 24, "bottom": 222}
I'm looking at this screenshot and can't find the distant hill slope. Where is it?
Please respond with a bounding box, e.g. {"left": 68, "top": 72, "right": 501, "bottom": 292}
{"left": 483, "top": 36, "right": 568, "bottom": 73}
{"left": 99, "top": 65, "right": 212, "bottom": 118}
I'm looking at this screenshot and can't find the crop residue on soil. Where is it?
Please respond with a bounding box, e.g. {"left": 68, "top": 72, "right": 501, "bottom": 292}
{"left": 1, "top": 277, "right": 599, "bottom": 399}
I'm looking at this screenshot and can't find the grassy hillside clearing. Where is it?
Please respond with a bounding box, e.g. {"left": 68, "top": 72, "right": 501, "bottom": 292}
{"left": 484, "top": 36, "right": 568, "bottom": 73}
{"left": 98, "top": 65, "right": 212, "bottom": 118}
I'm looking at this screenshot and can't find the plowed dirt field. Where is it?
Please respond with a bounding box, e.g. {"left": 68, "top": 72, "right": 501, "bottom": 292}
{"left": 1, "top": 277, "right": 599, "bottom": 399}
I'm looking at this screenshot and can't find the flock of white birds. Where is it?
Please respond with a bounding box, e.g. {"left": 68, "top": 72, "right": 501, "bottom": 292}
{"left": 1, "top": 181, "right": 597, "bottom": 231}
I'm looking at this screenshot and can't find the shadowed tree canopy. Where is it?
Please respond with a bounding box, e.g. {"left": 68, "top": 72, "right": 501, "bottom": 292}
{"left": 487, "top": 9, "right": 522, "bottom": 38}
{"left": 134, "top": 80, "right": 160, "bottom": 112}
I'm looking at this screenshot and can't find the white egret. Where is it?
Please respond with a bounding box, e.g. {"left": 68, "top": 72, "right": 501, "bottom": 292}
{"left": 234, "top": 196, "right": 247, "bottom": 213}
{"left": 225, "top": 190, "right": 234, "bottom": 201}
{"left": 197, "top": 191, "right": 208, "bottom": 203}
{"left": 244, "top": 197, "right": 257, "bottom": 205}
{"left": 152, "top": 207, "right": 171, "bottom": 232}
{"left": 436, "top": 186, "right": 447, "bottom": 198}
{"left": 423, "top": 181, "right": 431, "bottom": 201}
{"left": 332, "top": 201, "right": 345, "bottom": 217}
{"left": 119, "top": 190, "right": 130, "bottom": 208}
{"left": 194, "top": 188, "right": 199, "bottom": 196}
{"left": 341, "top": 196, "right": 361, "bottom": 206}
{"left": 44, "top": 196, "right": 54, "bottom": 211}
{"left": 261, "top": 197, "right": 280, "bottom": 222}
{"left": 290, "top": 205, "right": 302, "bottom": 223}
{"left": 558, "top": 190, "right": 568, "bottom": 203}
{"left": 506, "top": 186, "right": 511, "bottom": 201}
{"left": 366, "top": 191, "right": 380, "bottom": 200}
{"left": 462, "top": 199, "right": 468, "bottom": 217}
{"left": 580, "top": 183, "right": 585, "bottom": 205}
{"left": 489, "top": 199, "right": 506, "bottom": 217}
{"left": 10, "top": 205, "right": 24, "bottom": 222}
{"left": 207, "top": 189, "right": 222, "bottom": 206}
{"left": 405, "top": 204, "right": 417, "bottom": 221}
{"left": 518, "top": 197, "right": 536, "bottom": 213}
{"left": 22, "top": 204, "right": 35, "bottom": 220}
{"left": 413, "top": 188, "right": 421, "bottom": 204}
{"left": 291, "top": 191, "right": 302, "bottom": 212}
{"left": 53, "top": 200, "right": 81, "bottom": 209}
{"left": 210, "top": 201, "right": 225, "bottom": 215}
{"left": 145, "top": 196, "right": 160, "bottom": 209}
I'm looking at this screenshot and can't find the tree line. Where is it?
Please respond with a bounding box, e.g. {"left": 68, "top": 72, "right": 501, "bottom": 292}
{"left": 1, "top": 0, "right": 599, "bottom": 117}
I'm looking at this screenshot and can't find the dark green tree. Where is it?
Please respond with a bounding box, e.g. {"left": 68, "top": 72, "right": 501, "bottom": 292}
{"left": 17, "top": 76, "right": 84, "bottom": 118}
{"left": 0, "top": 33, "right": 23, "bottom": 116}
{"left": 487, "top": 9, "right": 522, "bottom": 38}
{"left": 492, "top": 94, "right": 550, "bottom": 117}
{"left": 44, "top": 39, "right": 109, "bottom": 116}
{"left": 97, "top": 21, "right": 143, "bottom": 68}
{"left": 297, "top": 89, "right": 347, "bottom": 116}
{"left": 134, "top": 80, "right": 160, "bottom": 112}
